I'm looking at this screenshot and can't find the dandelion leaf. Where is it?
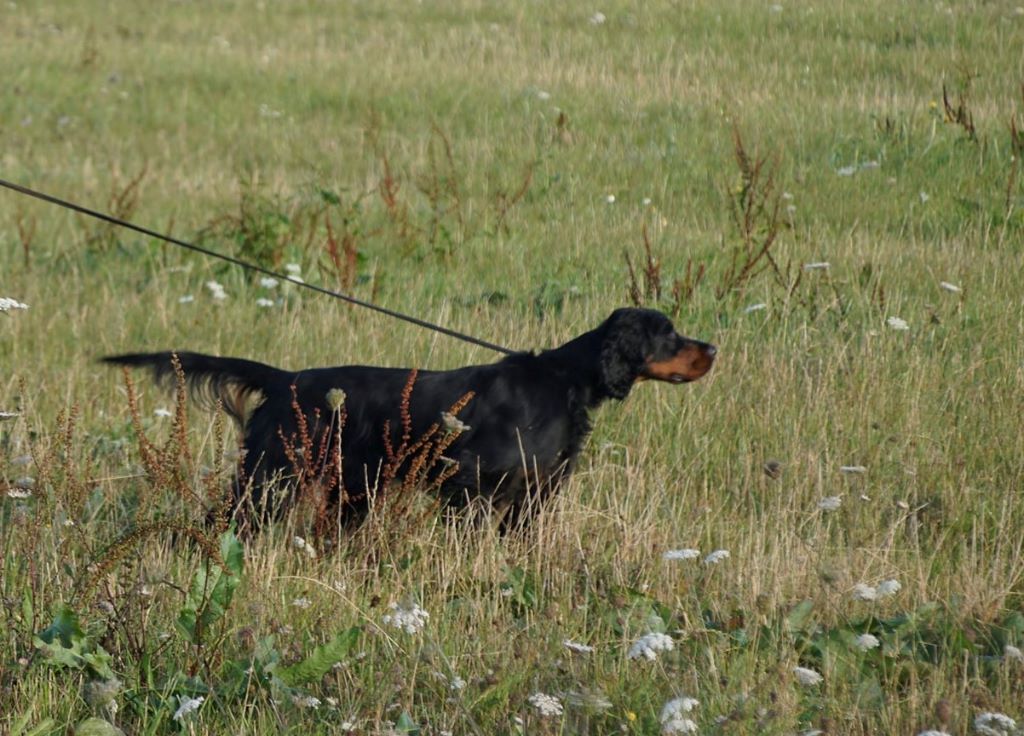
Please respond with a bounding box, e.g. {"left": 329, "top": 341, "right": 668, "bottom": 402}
{"left": 33, "top": 604, "right": 115, "bottom": 680}
{"left": 275, "top": 627, "right": 361, "bottom": 687}
{"left": 177, "top": 529, "right": 244, "bottom": 644}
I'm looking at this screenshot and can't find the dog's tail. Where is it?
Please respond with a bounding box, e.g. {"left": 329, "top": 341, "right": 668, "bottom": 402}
{"left": 101, "top": 351, "right": 292, "bottom": 426}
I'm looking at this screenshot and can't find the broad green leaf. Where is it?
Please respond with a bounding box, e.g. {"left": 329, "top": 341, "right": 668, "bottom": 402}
{"left": 276, "top": 627, "right": 361, "bottom": 687}
{"left": 74, "top": 717, "right": 126, "bottom": 736}
{"left": 33, "top": 604, "right": 115, "bottom": 680}
{"left": 394, "top": 711, "right": 420, "bottom": 735}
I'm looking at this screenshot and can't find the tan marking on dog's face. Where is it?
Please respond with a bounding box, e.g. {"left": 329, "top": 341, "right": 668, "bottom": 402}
{"left": 642, "top": 341, "right": 716, "bottom": 384}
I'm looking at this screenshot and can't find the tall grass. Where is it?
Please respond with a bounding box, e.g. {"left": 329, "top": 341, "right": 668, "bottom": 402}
{"left": 3, "top": 1, "right": 1024, "bottom": 734}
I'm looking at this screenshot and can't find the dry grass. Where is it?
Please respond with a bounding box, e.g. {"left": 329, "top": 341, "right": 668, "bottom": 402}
{"left": 3, "top": 1, "right": 1024, "bottom": 734}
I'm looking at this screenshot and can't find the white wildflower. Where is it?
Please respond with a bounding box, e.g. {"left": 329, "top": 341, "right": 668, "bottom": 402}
{"left": 173, "top": 695, "right": 204, "bottom": 721}
{"left": 803, "top": 262, "right": 830, "bottom": 271}
{"left": 852, "top": 583, "right": 878, "bottom": 602}
{"left": 441, "top": 412, "right": 470, "bottom": 433}
{"left": 837, "top": 165, "right": 857, "bottom": 177}
{"left": 292, "top": 597, "right": 312, "bottom": 609}
{"left": 662, "top": 716, "right": 698, "bottom": 734}
{"left": 974, "top": 712, "right": 1017, "bottom": 735}
{"left": 178, "top": 294, "right": 195, "bottom": 304}
{"left": 258, "top": 103, "right": 283, "bottom": 119}
{"left": 703, "top": 549, "right": 730, "bottom": 565}
{"left": 205, "top": 281, "right": 227, "bottom": 300}
{"left": 876, "top": 579, "right": 901, "bottom": 598}
{"left": 939, "top": 281, "right": 961, "bottom": 293}
{"left": 628, "top": 632, "right": 674, "bottom": 660}
{"left": 563, "top": 639, "right": 595, "bottom": 653}
{"left": 291, "top": 694, "right": 321, "bottom": 708}
{"left": 326, "top": 388, "right": 347, "bottom": 411}
{"left": 528, "top": 692, "right": 563, "bottom": 718}
{"left": 0, "top": 297, "right": 29, "bottom": 312}
{"left": 0, "top": 411, "right": 21, "bottom": 420}
{"left": 642, "top": 197, "right": 653, "bottom": 206}
{"left": 256, "top": 298, "right": 275, "bottom": 308}
{"left": 536, "top": 90, "right": 551, "bottom": 101}
{"left": 7, "top": 487, "right": 32, "bottom": 499}
{"left": 886, "top": 316, "right": 909, "bottom": 331}
{"left": 860, "top": 160, "right": 880, "bottom": 170}
{"left": 284, "top": 263, "right": 302, "bottom": 275}
{"left": 661, "top": 697, "right": 699, "bottom": 723}
{"left": 917, "top": 731, "right": 952, "bottom": 736}
{"left": 1005, "top": 644, "right": 1024, "bottom": 662}
{"left": 818, "top": 495, "right": 842, "bottom": 512}
{"left": 840, "top": 465, "right": 867, "bottom": 474}
{"left": 793, "top": 666, "right": 823, "bottom": 686}
{"left": 292, "top": 536, "right": 316, "bottom": 559}
{"left": 154, "top": 407, "right": 172, "bottom": 418}
{"left": 919, "top": 191, "right": 930, "bottom": 203}
{"left": 663, "top": 548, "right": 701, "bottom": 561}
{"left": 854, "top": 633, "right": 880, "bottom": 650}
{"left": 769, "top": 4, "right": 783, "bottom": 12}
{"left": 260, "top": 277, "right": 279, "bottom": 288}
{"left": 744, "top": 302, "right": 767, "bottom": 314}
{"left": 382, "top": 601, "right": 430, "bottom": 634}
{"left": 449, "top": 675, "right": 466, "bottom": 691}
{"left": 589, "top": 11, "right": 606, "bottom": 25}
{"left": 605, "top": 194, "right": 616, "bottom": 204}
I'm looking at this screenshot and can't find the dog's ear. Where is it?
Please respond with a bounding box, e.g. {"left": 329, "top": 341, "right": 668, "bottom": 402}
{"left": 599, "top": 311, "right": 647, "bottom": 400}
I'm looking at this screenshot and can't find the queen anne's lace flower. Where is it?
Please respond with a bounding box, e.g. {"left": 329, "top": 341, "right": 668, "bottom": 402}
{"left": 292, "top": 536, "right": 316, "bottom": 559}
{"left": 703, "top": 549, "right": 730, "bottom": 565}
{"left": 974, "top": 712, "right": 1017, "bottom": 735}
{"left": 660, "top": 697, "right": 699, "bottom": 735}
{"left": 852, "top": 583, "right": 877, "bottom": 601}
{"left": 876, "top": 579, "right": 901, "bottom": 598}
{"left": 818, "top": 496, "right": 842, "bottom": 511}
{"left": 563, "top": 639, "right": 594, "bottom": 653}
{"left": 0, "top": 297, "right": 29, "bottom": 312}
{"left": 854, "top": 633, "right": 880, "bottom": 651}
{"left": 628, "top": 632, "right": 674, "bottom": 660}
{"left": 205, "top": 281, "right": 227, "bottom": 300}
{"left": 663, "top": 549, "right": 700, "bottom": 561}
{"left": 793, "top": 666, "right": 823, "bottom": 686}
{"left": 382, "top": 601, "right": 430, "bottom": 634}
{"left": 528, "top": 692, "right": 563, "bottom": 718}
{"left": 173, "top": 695, "right": 204, "bottom": 721}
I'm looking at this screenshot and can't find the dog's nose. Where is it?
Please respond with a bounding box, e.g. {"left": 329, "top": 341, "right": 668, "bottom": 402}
{"left": 704, "top": 344, "right": 717, "bottom": 358}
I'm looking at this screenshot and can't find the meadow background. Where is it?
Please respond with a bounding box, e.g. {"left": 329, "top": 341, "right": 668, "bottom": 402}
{"left": 2, "top": 1, "right": 1024, "bottom": 734}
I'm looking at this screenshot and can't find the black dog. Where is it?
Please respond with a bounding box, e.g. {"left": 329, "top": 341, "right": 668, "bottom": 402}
{"left": 104, "top": 308, "right": 715, "bottom": 529}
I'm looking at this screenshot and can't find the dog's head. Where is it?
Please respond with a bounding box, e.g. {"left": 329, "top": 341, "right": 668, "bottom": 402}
{"left": 599, "top": 308, "right": 716, "bottom": 399}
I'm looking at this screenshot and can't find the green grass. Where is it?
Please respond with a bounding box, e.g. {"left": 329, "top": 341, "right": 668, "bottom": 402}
{"left": 3, "top": 1, "right": 1024, "bottom": 734}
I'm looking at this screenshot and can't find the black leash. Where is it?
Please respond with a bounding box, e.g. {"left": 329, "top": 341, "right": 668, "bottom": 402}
{"left": 0, "top": 177, "right": 516, "bottom": 355}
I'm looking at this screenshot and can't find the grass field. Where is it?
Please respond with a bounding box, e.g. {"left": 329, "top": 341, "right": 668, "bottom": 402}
{"left": 3, "top": 1, "right": 1024, "bottom": 734}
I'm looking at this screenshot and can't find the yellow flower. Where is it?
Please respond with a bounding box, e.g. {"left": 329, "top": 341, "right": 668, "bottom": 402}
{"left": 626, "top": 711, "right": 637, "bottom": 722}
